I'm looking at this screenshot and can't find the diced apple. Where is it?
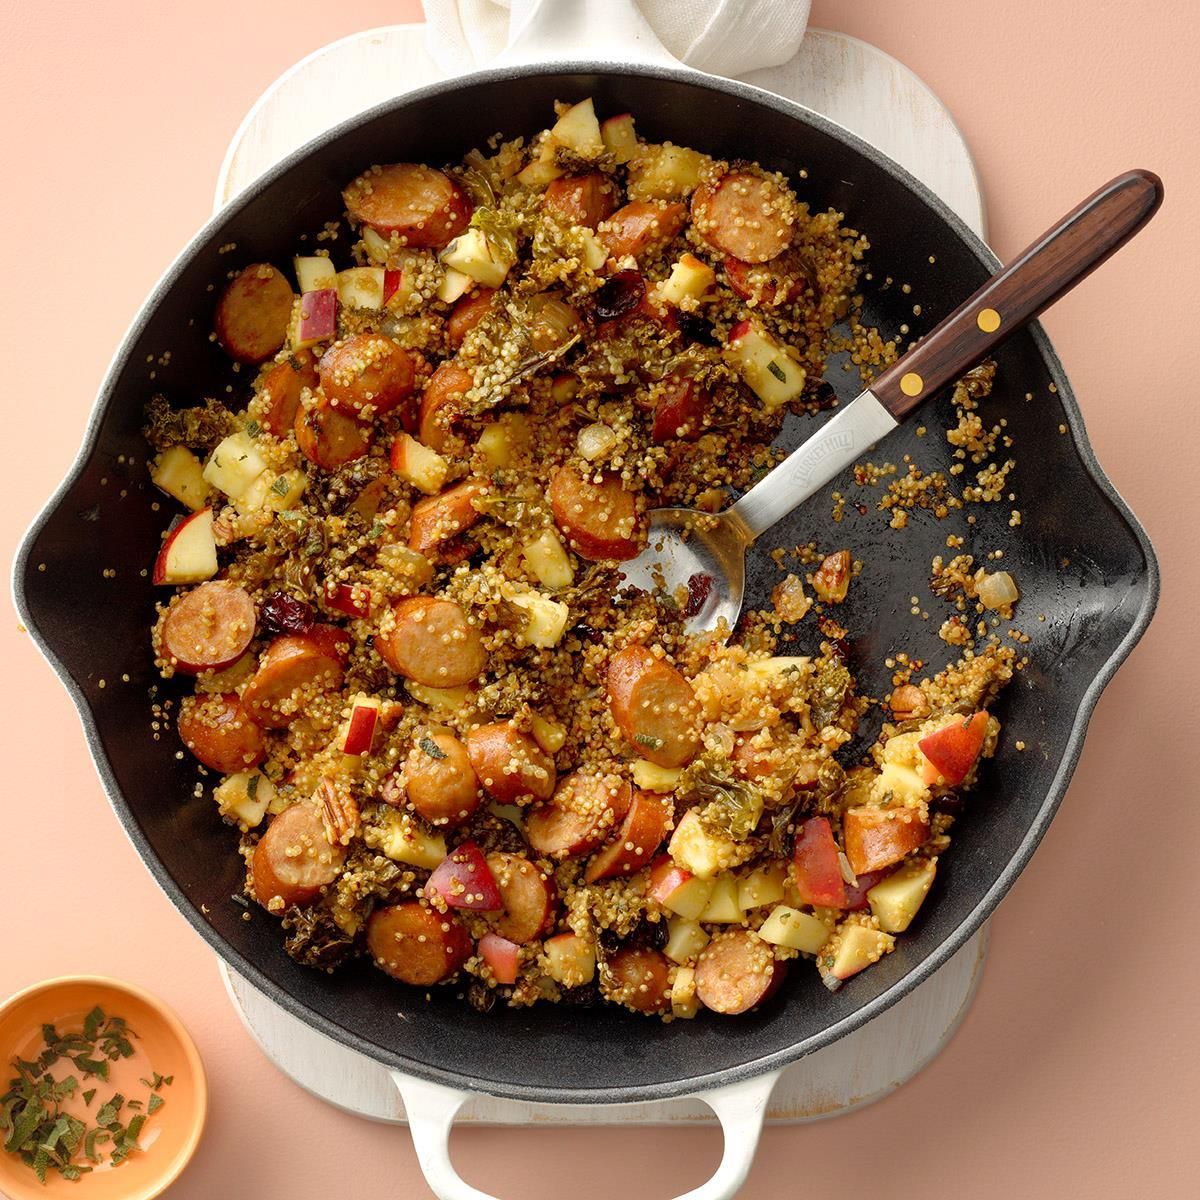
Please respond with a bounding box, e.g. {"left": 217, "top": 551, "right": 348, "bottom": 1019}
{"left": 758, "top": 905, "right": 832, "bottom": 955}
{"left": 648, "top": 856, "right": 692, "bottom": 905}
{"left": 341, "top": 694, "right": 381, "bottom": 755}
{"left": 919, "top": 712, "right": 989, "bottom": 787}
{"left": 516, "top": 157, "right": 565, "bottom": 189}
{"left": 405, "top": 681, "right": 472, "bottom": 711}
{"left": 437, "top": 266, "right": 474, "bottom": 303}
{"left": 336, "top": 266, "right": 386, "bottom": 311}
{"left": 383, "top": 268, "right": 406, "bottom": 307}
{"left": 371, "top": 808, "right": 447, "bottom": 869}
{"left": 361, "top": 226, "right": 393, "bottom": 265}
{"left": 872, "top": 760, "right": 930, "bottom": 808}
{"left": 579, "top": 230, "right": 609, "bottom": 270}
{"left": 549, "top": 97, "right": 603, "bottom": 157}
{"left": 529, "top": 711, "right": 566, "bottom": 754}
{"left": 440, "top": 226, "right": 513, "bottom": 289}
{"left": 290, "top": 288, "right": 337, "bottom": 348}
{"left": 737, "top": 866, "right": 786, "bottom": 911}
{"left": 426, "top": 841, "right": 502, "bottom": 910}
{"left": 820, "top": 921, "right": 896, "bottom": 990}
{"left": 390, "top": 432, "right": 449, "bottom": 495}
{"left": 294, "top": 255, "right": 337, "bottom": 293}
{"left": 325, "top": 582, "right": 371, "bottom": 619}
{"left": 724, "top": 320, "right": 807, "bottom": 410}
{"left": 700, "top": 875, "right": 744, "bottom": 924}
{"left": 868, "top": 858, "right": 937, "bottom": 933}
{"left": 632, "top": 759, "right": 682, "bottom": 793}
{"left": 791, "top": 816, "right": 847, "bottom": 908}
{"left": 746, "top": 655, "right": 811, "bottom": 682}
{"left": 152, "top": 508, "right": 218, "bottom": 585}
{"left": 544, "top": 932, "right": 595, "bottom": 987}
{"left": 665, "top": 918, "right": 710, "bottom": 965}
{"left": 669, "top": 809, "right": 751, "bottom": 880}
{"left": 203, "top": 431, "right": 268, "bottom": 502}
{"left": 628, "top": 144, "right": 710, "bottom": 200}
{"left": 214, "top": 770, "right": 274, "bottom": 830}
{"left": 521, "top": 528, "right": 574, "bottom": 591}
{"left": 600, "top": 113, "right": 639, "bottom": 163}
{"left": 671, "top": 965, "right": 700, "bottom": 1018}
{"left": 509, "top": 590, "right": 569, "bottom": 648}
{"left": 657, "top": 253, "right": 716, "bottom": 307}
{"left": 479, "top": 932, "right": 521, "bottom": 984}
{"left": 151, "top": 445, "right": 211, "bottom": 510}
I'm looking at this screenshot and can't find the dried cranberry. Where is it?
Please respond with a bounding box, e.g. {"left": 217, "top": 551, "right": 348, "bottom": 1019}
{"left": 259, "top": 591, "right": 315, "bottom": 637}
{"left": 683, "top": 572, "right": 714, "bottom": 619}
{"left": 593, "top": 270, "right": 644, "bottom": 322}
{"left": 676, "top": 310, "right": 716, "bottom": 345}
{"left": 560, "top": 982, "right": 601, "bottom": 1007}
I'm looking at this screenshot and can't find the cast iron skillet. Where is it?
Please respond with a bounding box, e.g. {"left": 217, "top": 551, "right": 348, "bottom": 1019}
{"left": 13, "top": 62, "right": 1158, "bottom": 1109}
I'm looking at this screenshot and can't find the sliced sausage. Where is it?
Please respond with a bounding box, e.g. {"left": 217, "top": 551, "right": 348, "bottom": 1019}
{"left": 691, "top": 171, "right": 795, "bottom": 263}
{"left": 294, "top": 396, "right": 371, "bottom": 471}
{"left": 694, "top": 930, "right": 783, "bottom": 1014}
{"left": 606, "top": 645, "right": 700, "bottom": 768}
{"left": 343, "top": 163, "right": 472, "bottom": 248}
{"left": 214, "top": 263, "right": 294, "bottom": 363}
{"left": 466, "top": 722, "right": 557, "bottom": 805}
{"left": 525, "top": 772, "right": 632, "bottom": 858}
{"left": 723, "top": 252, "right": 808, "bottom": 307}
{"left": 549, "top": 466, "right": 642, "bottom": 561}
{"left": 651, "top": 374, "right": 709, "bottom": 443}
{"left": 252, "top": 799, "right": 346, "bottom": 911}
{"left": 584, "top": 789, "right": 672, "bottom": 882}
{"left": 318, "top": 333, "right": 416, "bottom": 420}
{"left": 375, "top": 597, "right": 486, "bottom": 688}
{"left": 842, "top": 806, "right": 930, "bottom": 876}
{"left": 242, "top": 631, "right": 346, "bottom": 727}
{"left": 598, "top": 201, "right": 687, "bottom": 261}
{"left": 604, "top": 946, "right": 671, "bottom": 1014}
{"left": 543, "top": 172, "right": 620, "bottom": 230}
{"left": 447, "top": 288, "right": 496, "bottom": 349}
{"left": 256, "top": 350, "right": 319, "bottom": 436}
{"left": 408, "top": 479, "right": 488, "bottom": 558}
{"left": 401, "top": 731, "right": 481, "bottom": 826}
{"left": 159, "top": 581, "right": 256, "bottom": 675}
{"left": 367, "top": 901, "right": 473, "bottom": 985}
{"left": 483, "top": 851, "right": 557, "bottom": 943}
{"left": 418, "top": 363, "right": 473, "bottom": 450}
{"left": 178, "top": 692, "right": 266, "bottom": 773}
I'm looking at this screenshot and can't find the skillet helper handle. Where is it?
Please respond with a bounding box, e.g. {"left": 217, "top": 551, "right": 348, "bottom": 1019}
{"left": 392, "top": 1069, "right": 779, "bottom": 1200}
{"left": 871, "top": 169, "right": 1163, "bottom": 420}
{"left": 494, "top": 0, "right": 681, "bottom": 68}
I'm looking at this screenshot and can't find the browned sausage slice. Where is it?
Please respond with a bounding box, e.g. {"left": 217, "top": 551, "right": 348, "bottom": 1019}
{"left": 256, "top": 350, "right": 318, "bottom": 436}
{"left": 159, "top": 581, "right": 256, "bottom": 675}
{"left": 294, "top": 396, "right": 371, "bottom": 471}
{"left": 651, "top": 374, "right": 709, "bottom": 443}
{"left": 242, "top": 632, "right": 346, "bottom": 727}
{"left": 584, "top": 789, "right": 673, "bottom": 882}
{"left": 598, "top": 201, "right": 687, "bottom": 261}
{"left": 606, "top": 645, "right": 700, "bottom": 768}
{"left": 252, "top": 800, "right": 347, "bottom": 911}
{"left": 483, "top": 852, "right": 557, "bottom": 943}
{"left": 466, "top": 722, "right": 557, "bottom": 805}
{"left": 722, "top": 252, "right": 807, "bottom": 307}
{"left": 178, "top": 692, "right": 266, "bottom": 773}
{"left": 543, "top": 172, "right": 620, "bottom": 230}
{"left": 604, "top": 946, "right": 671, "bottom": 1013}
{"left": 375, "top": 597, "right": 487, "bottom": 688}
{"left": 401, "top": 731, "right": 481, "bottom": 826}
{"left": 418, "top": 363, "right": 473, "bottom": 450}
{"left": 691, "top": 172, "right": 795, "bottom": 263}
{"left": 343, "top": 164, "right": 472, "bottom": 248}
{"left": 447, "top": 289, "right": 496, "bottom": 349}
{"left": 408, "top": 480, "right": 489, "bottom": 558}
{"left": 549, "top": 467, "right": 642, "bottom": 561}
{"left": 694, "top": 930, "right": 784, "bottom": 1014}
{"left": 367, "top": 902, "right": 473, "bottom": 984}
{"left": 215, "top": 264, "right": 294, "bottom": 363}
{"left": 318, "top": 333, "right": 416, "bottom": 419}
{"left": 525, "top": 772, "right": 632, "bottom": 858}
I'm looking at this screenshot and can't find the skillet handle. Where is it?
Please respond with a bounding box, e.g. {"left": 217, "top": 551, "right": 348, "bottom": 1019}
{"left": 871, "top": 169, "right": 1163, "bottom": 420}
{"left": 392, "top": 1068, "right": 779, "bottom": 1200}
{"left": 493, "top": 0, "right": 682, "bottom": 68}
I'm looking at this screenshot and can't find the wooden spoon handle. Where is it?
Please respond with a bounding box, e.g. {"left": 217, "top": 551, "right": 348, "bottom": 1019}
{"left": 872, "top": 169, "right": 1163, "bottom": 419}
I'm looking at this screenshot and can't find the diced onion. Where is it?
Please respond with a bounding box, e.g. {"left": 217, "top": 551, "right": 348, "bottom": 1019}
{"left": 977, "top": 570, "right": 1019, "bottom": 610}
{"left": 708, "top": 723, "right": 736, "bottom": 758}
{"left": 837, "top": 851, "right": 858, "bottom": 887}
{"left": 577, "top": 422, "right": 617, "bottom": 461}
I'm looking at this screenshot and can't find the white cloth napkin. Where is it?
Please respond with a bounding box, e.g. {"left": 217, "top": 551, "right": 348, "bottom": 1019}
{"left": 422, "top": 0, "right": 811, "bottom": 77}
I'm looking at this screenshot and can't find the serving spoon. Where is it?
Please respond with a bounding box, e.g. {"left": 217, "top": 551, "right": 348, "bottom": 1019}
{"left": 620, "top": 169, "right": 1162, "bottom": 632}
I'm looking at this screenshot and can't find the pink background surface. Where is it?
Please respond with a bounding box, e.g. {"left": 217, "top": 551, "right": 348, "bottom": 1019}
{"left": 2, "top": 1, "right": 1196, "bottom": 1196}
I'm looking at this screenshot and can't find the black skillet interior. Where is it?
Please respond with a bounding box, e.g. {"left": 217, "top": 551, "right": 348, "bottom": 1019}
{"left": 14, "top": 67, "right": 1157, "bottom": 1104}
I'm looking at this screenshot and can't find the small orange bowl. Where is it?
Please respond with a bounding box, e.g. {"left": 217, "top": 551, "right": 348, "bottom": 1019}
{"left": 0, "top": 977, "right": 207, "bottom": 1200}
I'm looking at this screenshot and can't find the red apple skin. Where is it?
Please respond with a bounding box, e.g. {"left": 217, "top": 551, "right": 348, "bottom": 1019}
{"left": 726, "top": 318, "right": 753, "bottom": 344}
{"left": 298, "top": 288, "right": 337, "bottom": 343}
{"left": 841, "top": 868, "right": 892, "bottom": 912}
{"left": 426, "top": 842, "right": 503, "bottom": 911}
{"left": 918, "top": 712, "right": 989, "bottom": 786}
{"left": 383, "top": 269, "right": 404, "bottom": 305}
{"left": 791, "top": 816, "right": 848, "bottom": 908}
{"left": 479, "top": 933, "right": 521, "bottom": 984}
{"left": 342, "top": 704, "right": 378, "bottom": 755}
{"left": 326, "top": 582, "right": 371, "bottom": 619}
{"left": 647, "top": 855, "right": 693, "bottom": 906}
{"left": 152, "top": 508, "right": 214, "bottom": 586}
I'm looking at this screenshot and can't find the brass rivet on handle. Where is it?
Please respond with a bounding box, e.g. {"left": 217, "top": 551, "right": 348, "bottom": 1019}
{"left": 977, "top": 307, "right": 1001, "bottom": 332}
{"left": 900, "top": 372, "right": 924, "bottom": 397}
